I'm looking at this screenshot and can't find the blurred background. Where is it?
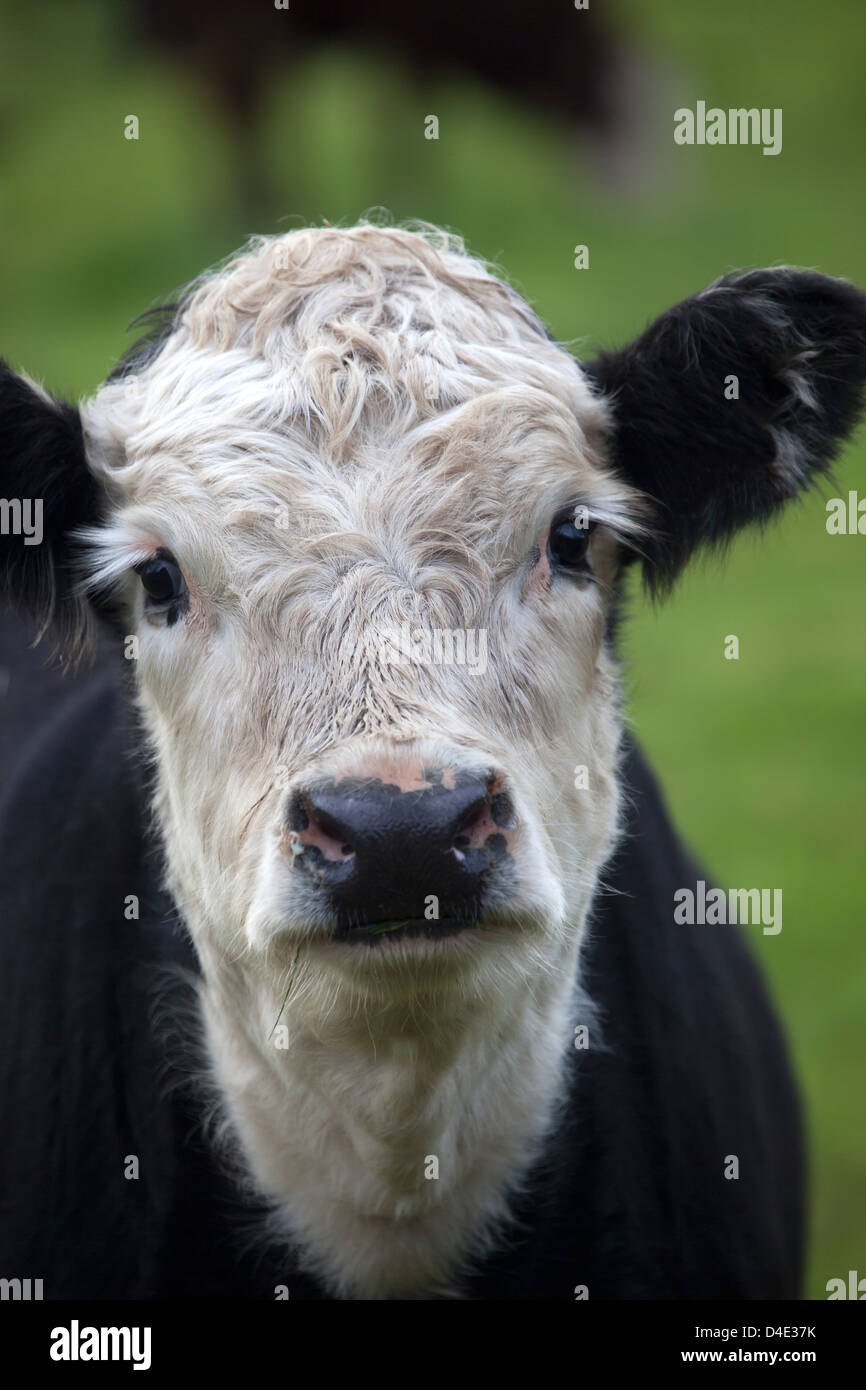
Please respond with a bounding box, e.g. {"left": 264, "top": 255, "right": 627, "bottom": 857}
{"left": 2, "top": 0, "right": 863, "bottom": 1298}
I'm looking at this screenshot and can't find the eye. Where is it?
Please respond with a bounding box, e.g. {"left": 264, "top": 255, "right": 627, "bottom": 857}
{"left": 547, "top": 511, "right": 594, "bottom": 572}
{"left": 135, "top": 553, "right": 186, "bottom": 606}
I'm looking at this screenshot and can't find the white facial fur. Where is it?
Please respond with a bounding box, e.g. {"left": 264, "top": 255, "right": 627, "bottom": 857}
{"left": 78, "top": 223, "right": 645, "bottom": 1297}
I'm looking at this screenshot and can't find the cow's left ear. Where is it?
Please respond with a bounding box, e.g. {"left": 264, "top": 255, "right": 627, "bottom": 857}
{"left": 0, "top": 361, "right": 104, "bottom": 648}
{"left": 585, "top": 269, "right": 866, "bottom": 590}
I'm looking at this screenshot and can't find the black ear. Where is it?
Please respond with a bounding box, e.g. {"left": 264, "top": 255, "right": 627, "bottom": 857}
{"left": 0, "top": 361, "right": 103, "bottom": 649}
{"left": 585, "top": 269, "right": 866, "bottom": 590}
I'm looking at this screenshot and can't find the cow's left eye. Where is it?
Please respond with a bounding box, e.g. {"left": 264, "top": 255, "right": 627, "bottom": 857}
{"left": 547, "top": 513, "right": 594, "bottom": 572}
{"left": 136, "top": 554, "right": 186, "bottom": 606}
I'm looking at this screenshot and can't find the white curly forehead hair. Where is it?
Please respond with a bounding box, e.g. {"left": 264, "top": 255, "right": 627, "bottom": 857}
{"left": 90, "top": 221, "right": 608, "bottom": 455}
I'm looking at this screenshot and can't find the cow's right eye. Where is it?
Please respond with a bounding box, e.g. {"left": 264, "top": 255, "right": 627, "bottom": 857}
{"left": 135, "top": 554, "right": 186, "bottom": 606}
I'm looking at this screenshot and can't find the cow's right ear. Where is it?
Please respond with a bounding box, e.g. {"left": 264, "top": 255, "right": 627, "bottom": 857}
{"left": 0, "top": 361, "right": 104, "bottom": 650}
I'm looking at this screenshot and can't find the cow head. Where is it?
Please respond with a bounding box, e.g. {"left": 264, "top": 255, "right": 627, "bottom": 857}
{"left": 2, "top": 224, "right": 865, "bottom": 1005}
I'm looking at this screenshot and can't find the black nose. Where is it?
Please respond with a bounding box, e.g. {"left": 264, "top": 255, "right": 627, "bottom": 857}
{"left": 288, "top": 772, "right": 514, "bottom": 938}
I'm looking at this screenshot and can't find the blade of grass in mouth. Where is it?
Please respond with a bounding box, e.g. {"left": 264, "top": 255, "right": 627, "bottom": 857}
{"left": 270, "top": 941, "right": 303, "bottom": 1036}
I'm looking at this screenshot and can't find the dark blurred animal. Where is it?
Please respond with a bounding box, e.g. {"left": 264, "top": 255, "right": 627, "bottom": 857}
{"left": 137, "top": 0, "right": 644, "bottom": 210}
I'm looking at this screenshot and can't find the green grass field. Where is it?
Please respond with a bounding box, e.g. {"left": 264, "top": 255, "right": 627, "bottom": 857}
{"left": 3, "top": 0, "right": 864, "bottom": 1297}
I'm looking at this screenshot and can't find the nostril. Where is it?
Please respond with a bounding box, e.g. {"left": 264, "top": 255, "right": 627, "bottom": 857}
{"left": 489, "top": 790, "right": 516, "bottom": 830}
{"left": 450, "top": 782, "right": 517, "bottom": 854}
{"left": 314, "top": 807, "right": 351, "bottom": 844}
{"left": 310, "top": 809, "right": 356, "bottom": 858}
{"left": 287, "top": 791, "right": 357, "bottom": 863}
{"left": 452, "top": 793, "right": 489, "bottom": 851}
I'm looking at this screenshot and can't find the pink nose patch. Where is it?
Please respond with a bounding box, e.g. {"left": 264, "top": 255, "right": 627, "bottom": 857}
{"left": 358, "top": 763, "right": 459, "bottom": 793}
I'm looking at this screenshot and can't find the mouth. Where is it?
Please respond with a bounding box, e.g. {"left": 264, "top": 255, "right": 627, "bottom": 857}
{"left": 332, "top": 916, "right": 484, "bottom": 945}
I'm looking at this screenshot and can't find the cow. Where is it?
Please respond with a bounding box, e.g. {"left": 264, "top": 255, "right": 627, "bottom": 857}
{"left": 1, "top": 223, "right": 864, "bottom": 1300}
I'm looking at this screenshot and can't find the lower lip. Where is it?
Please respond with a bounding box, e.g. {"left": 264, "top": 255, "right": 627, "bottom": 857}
{"left": 332, "top": 917, "right": 482, "bottom": 945}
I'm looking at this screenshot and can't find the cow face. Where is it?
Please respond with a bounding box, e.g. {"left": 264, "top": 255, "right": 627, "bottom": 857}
{"left": 72, "top": 228, "right": 642, "bottom": 995}
{"left": 2, "top": 225, "right": 865, "bottom": 1004}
